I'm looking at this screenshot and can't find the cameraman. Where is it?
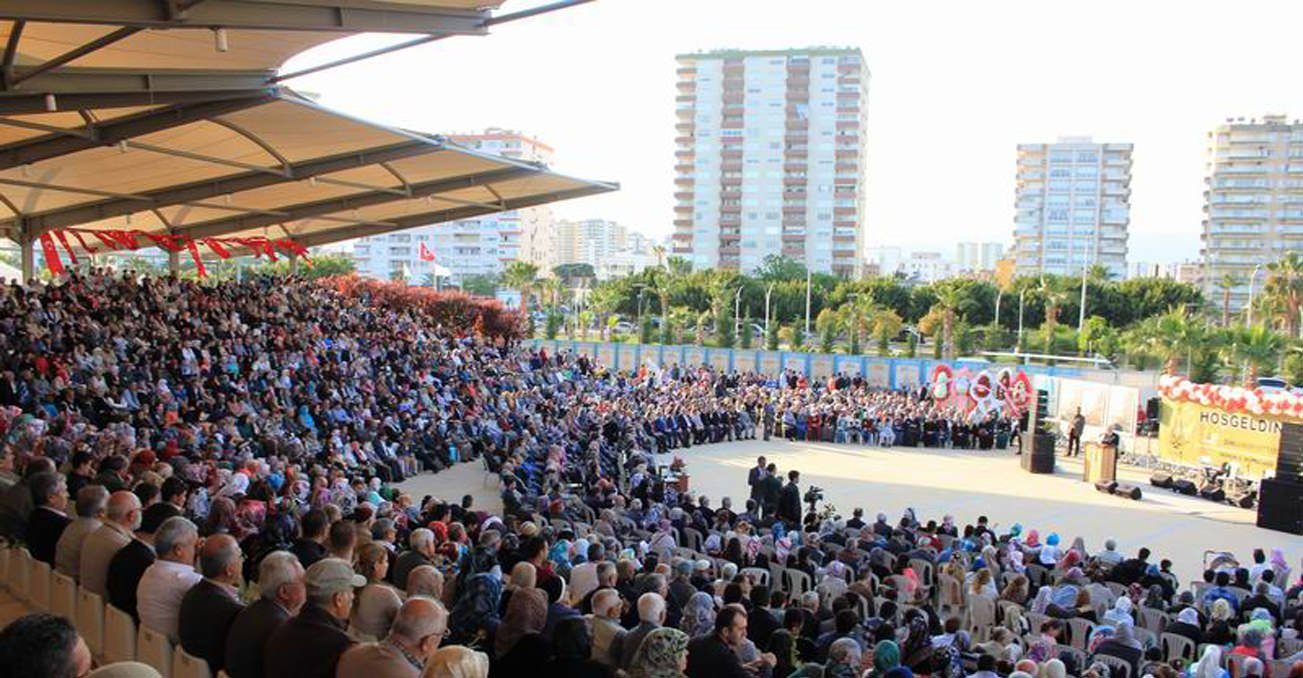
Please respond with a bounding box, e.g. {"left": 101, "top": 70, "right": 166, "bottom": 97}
{"left": 778, "top": 470, "right": 802, "bottom": 526}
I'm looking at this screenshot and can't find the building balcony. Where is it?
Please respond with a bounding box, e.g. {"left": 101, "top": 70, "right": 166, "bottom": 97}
{"left": 671, "top": 232, "right": 693, "bottom": 242}
{"left": 672, "top": 218, "right": 692, "bottom": 228}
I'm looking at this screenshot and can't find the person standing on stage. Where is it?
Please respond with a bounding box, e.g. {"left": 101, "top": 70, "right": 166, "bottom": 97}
{"left": 1067, "top": 409, "right": 1085, "bottom": 457}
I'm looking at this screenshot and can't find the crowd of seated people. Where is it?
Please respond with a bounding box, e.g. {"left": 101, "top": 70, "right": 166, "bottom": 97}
{"left": 0, "top": 272, "right": 1295, "bottom": 678}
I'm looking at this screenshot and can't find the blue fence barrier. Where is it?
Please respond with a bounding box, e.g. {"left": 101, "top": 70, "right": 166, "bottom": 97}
{"left": 527, "top": 340, "right": 1080, "bottom": 389}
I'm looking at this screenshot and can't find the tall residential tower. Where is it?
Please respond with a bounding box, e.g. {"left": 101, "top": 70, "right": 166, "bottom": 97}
{"left": 1012, "top": 137, "right": 1132, "bottom": 278}
{"left": 1201, "top": 114, "right": 1303, "bottom": 311}
{"left": 350, "top": 129, "right": 555, "bottom": 283}
{"left": 672, "top": 47, "right": 869, "bottom": 276}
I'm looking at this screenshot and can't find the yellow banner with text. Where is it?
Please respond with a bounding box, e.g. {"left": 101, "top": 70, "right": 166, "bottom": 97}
{"left": 1157, "top": 398, "right": 1281, "bottom": 477}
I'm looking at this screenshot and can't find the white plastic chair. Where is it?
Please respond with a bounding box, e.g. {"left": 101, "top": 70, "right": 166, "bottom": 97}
{"left": 783, "top": 568, "right": 812, "bottom": 595}
{"left": 137, "top": 624, "right": 174, "bottom": 677}
{"left": 0, "top": 546, "right": 10, "bottom": 591}
{"left": 11, "top": 548, "right": 31, "bottom": 602}
{"left": 28, "top": 558, "right": 51, "bottom": 612}
{"left": 172, "top": 645, "right": 213, "bottom": 678}
{"left": 50, "top": 570, "right": 76, "bottom": 620}
{"left": 1093, "top": 653, "right": 1133, "bottom": 678}
{"left": 76, "top": 587, "right": 106, "bottom": 659}
{"left": 741, "top": 567, "right": 770, "bottom": 587}
{"left": 1160, "top": 632, "right": 1196, "bottom": 665}
{"left": 103, "top": 604, "right": 137, "bottom": 665}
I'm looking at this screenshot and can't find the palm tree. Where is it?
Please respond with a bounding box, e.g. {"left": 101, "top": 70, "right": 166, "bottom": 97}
{"left": 1261, "top": 252, "right": 1303, "bottom": 338}
{"left": 586, "top": 285, "right": 621, "bottom": 340}
{"left": 539, "top": 277, "right": 566, "bottom": 310}
{"left": 930, "top": 284, "right": 974, "bottom": 360}
{"left": 870, "top": 307, "right": 904, "bottom": 357}
{"left": 1038, "top": 276, "right": 1072, "bottom": 357}
{"left": 1225, "top": 325, "right": 1285, "bottom": 387}
{"left": 501, "top": 261, "right": 539, "bottom": 314}
{"left": 1214, "top": 273, "right": 1244, "bottom": 327}
{"left": 1139, "top": 306, "right": 1201, "bottom": 376}
{"left": 651, "top": 244, "right": 666, "bottom": 269}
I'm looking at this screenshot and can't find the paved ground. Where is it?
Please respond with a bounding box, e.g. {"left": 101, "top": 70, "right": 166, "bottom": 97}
{"left": 397, "top": 439, "right": 1302, "bottom": 583}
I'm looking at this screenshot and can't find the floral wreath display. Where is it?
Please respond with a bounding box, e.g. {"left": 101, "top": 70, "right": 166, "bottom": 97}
{"left": 1156, "top": 374, "right": 1303, "bottom": 421}
{"left": 929, "top": 364, "right": 1034, "bottom": 418}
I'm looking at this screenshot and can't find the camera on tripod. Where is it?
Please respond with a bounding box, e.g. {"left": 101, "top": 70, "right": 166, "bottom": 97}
{"left": 804, "top": 485, "right": 824, "bottom": 507}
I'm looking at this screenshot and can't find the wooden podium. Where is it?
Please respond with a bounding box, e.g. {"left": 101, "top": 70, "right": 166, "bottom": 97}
{"left": 1083, "top": 442, "right": 1117, "bottom": 484}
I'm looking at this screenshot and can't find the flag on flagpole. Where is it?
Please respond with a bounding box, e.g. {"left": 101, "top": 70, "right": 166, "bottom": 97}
{"left": 419, "top": 242, "right": 436, "bottom": 262}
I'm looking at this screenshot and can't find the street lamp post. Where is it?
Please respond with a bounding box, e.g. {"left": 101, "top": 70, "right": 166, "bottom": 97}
{"left": 994, "top": 289, "right": 1004, "bottom": 328}
{"left": 1017, "top": 290, "right": 1027, "bottom": 361}
{"left": 1246, "top": 263, "right": 1265, "bottom": 328}
{"left": 734, "top": 286, "right": 743, "bottom": 339}
{"left": 764, "top": 282, "right": 776, "bottom": 340}
{"left": 804, "top": 269, "right": 812, "bottom": 340}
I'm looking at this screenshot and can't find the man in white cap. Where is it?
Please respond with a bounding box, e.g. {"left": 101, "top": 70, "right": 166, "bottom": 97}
{"left": 263, "top": 557, "right": 364, "bottom": 678}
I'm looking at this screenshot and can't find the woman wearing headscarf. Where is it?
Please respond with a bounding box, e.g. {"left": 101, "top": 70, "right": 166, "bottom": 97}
{"left": 1008, "top": 550, "right": 1028, "bottom": 575}
{"left": 1102, "top": 596, "right": 1134, "bottom": 627}
{"left": 628, "top": 627, "right": 690, "bottom": 678}
{"left": 494, "top": 578, "right": 548, "bottom": 659}
{"left": 1268, "top": 547, "right": 1290, "bottom": 585}
{"left": 1092, "top": 620, "right": 1143, "bottom": 678}
{"left": 1167, "top": 607, "right": 1203, "bottom": 645}
{"left": 868, "top": 639, "right": 902, "bottom": 678}
{"left": 1001, "top": 574, "right": 1030, "bottom": 606}
{"left": 1237, "top": 608, "right": 1276, "bottom": 660}
{"left": 448, "top": 570, "right": 503, "bottom": 646}
{"left": 767, "top": 629, "right": 802, "bottom": 678}
{"left": 1038, "top": 533, "right": 1063, "bottom": 566}
{"left": 680, "top": 591, "right": 716, "bottom": 639}
{"left": 1041, "top": 658, "right": 1068, "bottom": 678}
{"left": 1046, "top": 584, "right": 1080, "bottom": 619}
{"left": 902, "top": 613, "right": 934, "bottom": 675}
{"left": 968, "top": 568, "right": 998, "bottom": 601}
{"left": 1031, "top": 586, "right": 1054, "bottom": 614}
{"left": 1183, "top": 644, "right": 1227, "bottom": 678}
{"left": 1205, "top": 598, "right": 1236, "bottom": 645}
{"left": 543, "top": 617, "right": 613, "bottom": 678}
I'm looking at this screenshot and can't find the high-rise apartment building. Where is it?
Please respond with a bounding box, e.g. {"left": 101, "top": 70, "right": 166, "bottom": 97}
{"left": 351, "top": 129, "right": 554, "bottom": 282}
{"left": 1012, "top": 137, "right": 1132, "bottom": 278}
{"left": 554, "top": 219, "right": 658, "bottom": 279}
{"left": 672, "top": 47, "right": 869, "bottom": 276}
{"left": 1201, "top": 114, "right": 1303, "bottom": 310}
{"left": 955, "top": 242, "right": 1005, "bottom": 273}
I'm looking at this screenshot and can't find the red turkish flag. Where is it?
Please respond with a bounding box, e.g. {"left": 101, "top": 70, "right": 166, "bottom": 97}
{"left": 419, "top": 242, "right": 436, "bottom": 262}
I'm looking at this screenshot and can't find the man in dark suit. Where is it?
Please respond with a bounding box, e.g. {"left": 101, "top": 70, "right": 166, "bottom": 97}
{"left": 178, "top": 534, "right": 246, "bottom": 674}
{"left": 224, "top": 552, "right": 306, "bottom": 678}
{"left": 686, "top": 604, "right": 775, "bottom": 678}
{"left": 106, "top": 503, "right": 164, "bottom": 621}
{"left": 747, "top": 457, "right": 767, "bottom": 516}
{"left": 288, "top": 509, "right": 329, "bottom": 569}
{"left": 778, "top": 470, "right": 803, "bottom": 527}
{"left": 263, "top": 558, "right": 362, "bottom": 678}
{"left": 390, "top": 527, "right": 435, "bottom": 591}
{"left": 25, "top": 472, "right": 71, "bottom": 565}
{"left": 760, "top": 463, "right": 782, "bottom": 521}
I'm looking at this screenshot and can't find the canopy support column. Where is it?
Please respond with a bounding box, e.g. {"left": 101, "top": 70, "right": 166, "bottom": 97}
{"left": 167, "top": 249, "right": 180, "bottom": 274}
{"left": 19, "top": 232, "right": 33, "bottom": 282}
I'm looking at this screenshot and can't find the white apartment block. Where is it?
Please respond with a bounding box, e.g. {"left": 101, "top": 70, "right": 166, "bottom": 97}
{"left": 350, "top": 129, "right": 555, "bottom": 283}
{"left": 555, "top": 219, "right": 658, "bottom": 279}
{"left": 900, "top": 251, "right": 954, "bottom": 283}
{"left": 1201, "top": 114, "right": 1303, "bottom": 310}
{"left": 955, "top": 241, "right": 1005, "bottom": 273}
{"left": 1012, "top": 137, "right": 1132, "bottom": 278}
{"left": 673, "top": 47, "right": 870, "bottom": 277}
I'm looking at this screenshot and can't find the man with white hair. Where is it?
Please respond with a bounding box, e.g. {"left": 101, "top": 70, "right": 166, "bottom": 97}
{"left": 264, "top": 557, "right": 364, "bottom": 678}
{"left": 404, "top": 565, "right": 444, "bottom": 600}
{"left": 587, "top": 588, "right": 626, "bottom": 667}
{"left": 619, "top": 592, "right": 666, "bottom": 670}
{"left": 392, "top": 527, "right": 435, "bottom": 590}
{"left": 1096, "top": 538, "right": 1124, "bottom": 567}
{"left": 55, "top": 484, "right": 108, "bottom": 577}
{"left": 336, "top": 596, "right": 449, "bottom": 677}
{"left": 135, "top": 516, "right": 202, "bottom": 640}
{"left": 224, "top": 551, "right": 306, "bottom": 678}
{"left": 79, "top": 490, "right": 141, "bottom": 595}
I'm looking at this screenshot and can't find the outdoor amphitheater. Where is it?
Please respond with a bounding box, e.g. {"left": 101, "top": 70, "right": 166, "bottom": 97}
{"left": 0, "top": 2, "right": 1299, "bottom": 678}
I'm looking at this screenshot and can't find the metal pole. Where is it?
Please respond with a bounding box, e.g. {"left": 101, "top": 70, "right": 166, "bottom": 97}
{"left": 1245, "top": 264, "right": 1263, "bottom": 328}
{"left": 764, "top": 282, "right": 775, "bottom": 340}
{"left": 734, "top": 286, "right": 743, "bottom": 338}
{"left": 1017, "top": 290, "right": 1026, "bottom": 358}
{"left": 804, "top": 269, "right": 812, "bottom": 338}
{"left": 19, "top": 235, "right": 33, "bottom": 283}
{"left": 994, "top": 289, "right": 1003, "bottom": 328}
{"left": 1078, "top": 266, "right": 1088, "bottom": 329}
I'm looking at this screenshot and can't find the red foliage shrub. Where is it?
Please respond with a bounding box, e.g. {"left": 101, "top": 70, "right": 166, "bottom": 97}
{"left": 322, "top": 276, "right": 524, "bottom": 342}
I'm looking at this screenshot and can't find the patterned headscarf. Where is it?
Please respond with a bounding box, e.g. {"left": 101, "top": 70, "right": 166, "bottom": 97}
{"left": 681, "top": 591, "right": 716, "bottom": 638}
{"left": 448, "top": 572, "right": 502, "bottom": 644}
{"left": 630, "top": 627, "right": 690, "bottom": 678}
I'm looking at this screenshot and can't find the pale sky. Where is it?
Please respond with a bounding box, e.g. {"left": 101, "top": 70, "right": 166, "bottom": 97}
{"left": 283, "top": 0, "right": 1303, "bottom": 266}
